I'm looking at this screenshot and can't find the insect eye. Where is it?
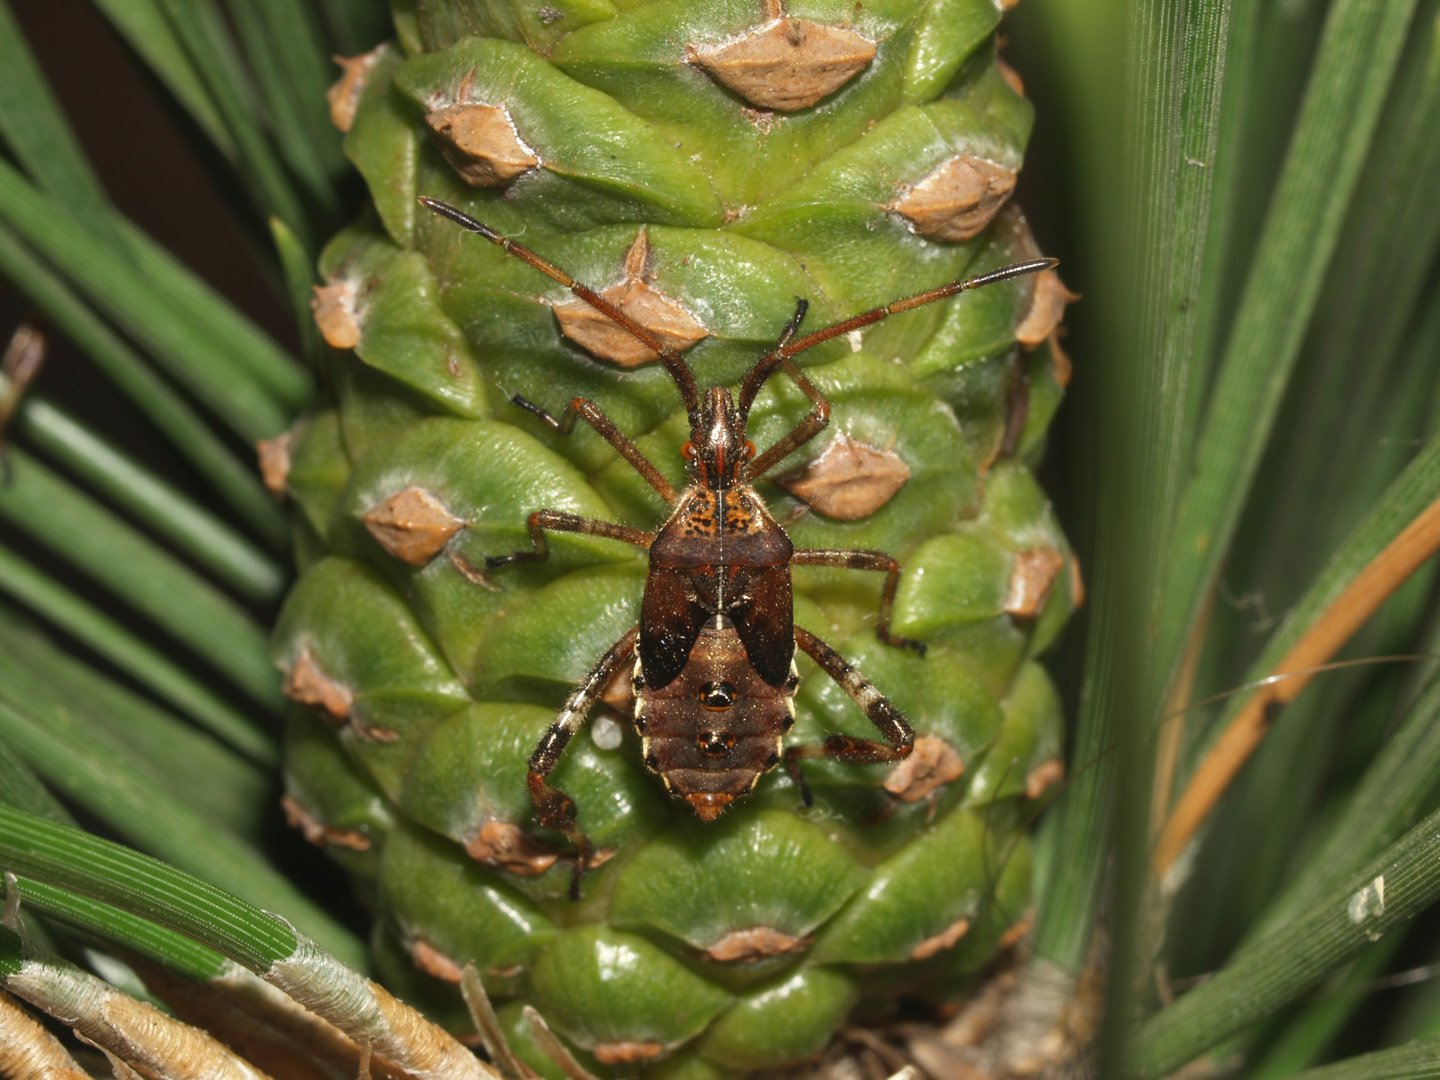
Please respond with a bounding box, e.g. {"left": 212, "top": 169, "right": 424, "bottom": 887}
{"left": 682, "top": 441, "right": 696, "bottom": 460}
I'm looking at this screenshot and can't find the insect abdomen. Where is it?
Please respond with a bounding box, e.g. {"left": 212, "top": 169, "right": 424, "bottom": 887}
{"left": 636, "top": 622, "right": 796, "bottom": 821}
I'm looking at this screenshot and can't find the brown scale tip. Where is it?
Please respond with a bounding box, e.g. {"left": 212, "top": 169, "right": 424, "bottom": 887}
{"left": 686, "top": 793, "right": 733, "bottom": 822}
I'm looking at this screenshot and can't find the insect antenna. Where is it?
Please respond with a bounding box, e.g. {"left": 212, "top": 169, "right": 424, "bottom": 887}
{"left": 737, "top": 256, "right": 1058, "bottom": 415}
{"left": 776, "top": 298, "right": 810, "bottom": 349}
{"left": 418, "top": 197, "right": 701, "bottom": 417}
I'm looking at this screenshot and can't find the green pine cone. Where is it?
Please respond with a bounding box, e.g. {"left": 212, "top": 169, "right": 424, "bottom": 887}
{"left": 272, "top": 2, "right": 1076, "bottom": 1074}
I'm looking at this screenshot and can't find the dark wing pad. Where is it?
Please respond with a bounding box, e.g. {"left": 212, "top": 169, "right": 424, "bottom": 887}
{"left": 732, "top": 565, "right": 794, "bottom": 687}
{"left": 640, "top": 569, "right": 706, "bottom": 690}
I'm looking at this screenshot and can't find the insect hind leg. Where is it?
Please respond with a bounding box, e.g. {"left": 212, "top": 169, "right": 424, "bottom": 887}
{"left": 528, "top": 626, "right": 639, "bottom": 899}
{"left": 784, "top": 626, "right": 914, "bottom": 806}
{"left": 791, "top": 548, "right": 926, "bottom": 655}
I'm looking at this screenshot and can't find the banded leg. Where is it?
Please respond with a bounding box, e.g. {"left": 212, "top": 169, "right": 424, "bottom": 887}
{"left": 513, "top": 394, "right": 678, "bottom": 502}
{"left": 791, "top": 548, "right": 925, "bottom": 654}
{"left": 784, "top": 626, "right": 914, "bottom": 806}
{"left": 486, "top": 509, "right": 651, "bottom": 569}
{"left": 529, "top": 626, "right": 640, "bottom": 899}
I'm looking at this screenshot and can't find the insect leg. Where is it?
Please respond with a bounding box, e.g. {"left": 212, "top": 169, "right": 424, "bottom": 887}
{"left": 791, "top": 548, "right": 926, "bottom": 654}
{"left": 529, "top": 626, "right": 640, "bottom": 898}
{"left": 512, "top": 394, "right": 677, "bottom": 502}
{"left": 784, "top": 626, "right": 914, "bottom": 806}
{"left": 486, "top": 510, "right": 651, "bottom": 569}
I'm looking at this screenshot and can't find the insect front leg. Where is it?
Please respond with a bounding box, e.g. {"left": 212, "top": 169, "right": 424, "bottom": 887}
{"left": 791, "top": 548, "right": 926, "bottom": 654}
{"left": 486, "top": 510, "right": 651, "bottom": 569}
{"left": 512, "top": 394, "right": 678, "bottom": 502}
{"left": 784, "top": 626, "right": 914, "bottom": 806}
{"left": 529, "top": 626, "right": 640, "bottom": 899}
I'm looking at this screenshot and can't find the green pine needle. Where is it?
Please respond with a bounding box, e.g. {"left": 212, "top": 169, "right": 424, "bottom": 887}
{"left": 0, "top": 448, "right": 281, "bottom": 707}
{"left": 1136, "top": 802, "right": 1440, "bottom": 1073}
{"left": 0, "top": 806, "right": 298, "bottom": 970}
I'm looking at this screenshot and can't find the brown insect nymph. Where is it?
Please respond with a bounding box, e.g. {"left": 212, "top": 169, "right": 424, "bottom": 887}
{"left": 420, "top": 196, "right": 1055, "bottom": 893}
